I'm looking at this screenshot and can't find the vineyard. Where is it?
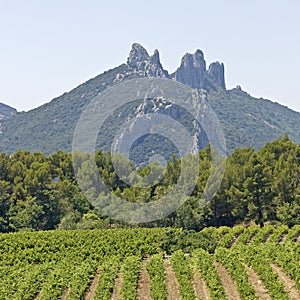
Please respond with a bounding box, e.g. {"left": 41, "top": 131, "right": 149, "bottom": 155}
{"left": 0, "top": 225, "right": 299, "bottom": 300}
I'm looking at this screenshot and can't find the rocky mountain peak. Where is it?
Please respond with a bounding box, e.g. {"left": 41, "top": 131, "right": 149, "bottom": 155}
{"left": 193, "top": 49, "right": 205, "bottom": 68}
{"left": 175, "top": 50, "right": 206, "bottom": 88}
{"left": 127, "top": 43, "right": 150, "bottom": 67}
{"left": 123, "top": 43, "right": 226, "bottom": 89}
{"left": 207, "top": 61, "right": 225, "bottom": 89}
{"left": 150, "top": 49, "right": 160, "bottom": 64}
{"left": 174, "top": 49, "right": 226, "bottom": 89}
{"left": 126, "top": 43, "right": 169, "bottom": 78}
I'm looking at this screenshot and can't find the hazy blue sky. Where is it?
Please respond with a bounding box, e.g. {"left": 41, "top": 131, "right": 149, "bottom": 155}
{"left": 1, "top": 1, "right": 300, "bottom": 112}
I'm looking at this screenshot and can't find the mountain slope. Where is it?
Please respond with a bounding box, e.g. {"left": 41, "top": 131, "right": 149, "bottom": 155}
{"left": 0, "top": 65, "right": 127, "bottom": 153}
{"left": 0, "top": 103, "right": 16, "bottom": 120}
{"left": 208, "top": 87, "right": 300, "bottom": 152}
{"left": 0, "top": 103, "right": 17, "bottom": 134}
{"left": 0, "top": 44, "right": 299, "bottom": 154}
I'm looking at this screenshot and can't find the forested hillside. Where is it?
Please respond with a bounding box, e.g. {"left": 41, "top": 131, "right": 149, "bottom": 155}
{"left": 0, "top": 135, "right": 299, "bottom": 232}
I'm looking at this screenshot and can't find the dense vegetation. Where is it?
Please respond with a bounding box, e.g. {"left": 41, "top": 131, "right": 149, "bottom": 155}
{"left": 0, "top": 226, "right": 299, "bottom": 299}
{"left": 208, "top": 87, "right": 300, "bottom": 151}
{"left": 0, "top": 135, "right": 299, "bottom": 232}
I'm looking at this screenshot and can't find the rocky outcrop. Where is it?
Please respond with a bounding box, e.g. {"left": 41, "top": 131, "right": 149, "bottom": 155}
{"left": 127, "top": 43, "right": 169, "bottom": 78}
{"left": 207, "top": 62, "right": 225, "bottom": 89}
{"left": 111, "top": 94, "right": 209, "bottom": 166}
{"left": 119, "top": 43, "right": 226, "bottom": 90}
{"left": 174, "top": 50, "right": 206, "bottom": 89}
{"left": 174, "top": 50, "right": 226, "bottom": 89}
{"left": 112, "top": 44, "right": 225, "bottom": 161}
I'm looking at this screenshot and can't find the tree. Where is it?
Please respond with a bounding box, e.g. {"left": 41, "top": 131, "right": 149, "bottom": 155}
{"left": 243, "top": 153, "right": 272, "bottom": 226}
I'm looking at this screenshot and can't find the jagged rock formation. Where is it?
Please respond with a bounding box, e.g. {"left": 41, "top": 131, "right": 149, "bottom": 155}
{"left": 207, "top": 62, "right": 225, "bottom": 89}
{"left": 174, "top": 50, "right": 206, "bottom": 88}
{"left": 126, "top": 43, "right": 169, "bottom": 78}
{"left": 124, "top": 43, "right": 226, "bottom": 90}
{"left": 1, "top": 43, "right": 300, "bottom": 155}
{"left": 134, "top": 96, "right": 209, "bottom": 152}
{"left": 109, "top": 94, "right": 209, "bottom": 166}
{"left": 174, "top": 50, "right": 225, "bottom": 89}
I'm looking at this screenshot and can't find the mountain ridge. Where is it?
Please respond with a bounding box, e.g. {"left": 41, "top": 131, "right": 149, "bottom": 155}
{"left": 0, "top": 102, "right": 17, "bottom": 134}
{"left": 0, "top": 43, "right": 299, "bottom": 154}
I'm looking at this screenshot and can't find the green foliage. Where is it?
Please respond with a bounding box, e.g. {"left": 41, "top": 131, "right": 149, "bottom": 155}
{"left": 146, "top": 254, "right": 168, "bottom": 300}
{"left": 215, "top": 247, "right": 257, "bottom": 300}
{"left": 218, "top": 225, "right": 245, "bottom": 248}
{"left": 171, "top": 250, "right": 196, "bottom": 300}
{"left": 208, "top": 89, "right": 300, "bottom": 152}
{"left": 94, "top": 257, "right": 120, "bottom": 300}
{"left": 0, "top": 226, "right": 299, "bottom": 298}
{"left": 240, "top": 244, "right": 290, "bottom": 299}
{"left": 233, "top": 226, "right": 259, "bottom": 247}
{"left": 120, "top": 256, "right": 141, "bottom": 300}
{"left": 0, "top": 136, "right": 300, "bottom": 232}
{"left": 192, "top": 248, "right": 227, "bottom": 300}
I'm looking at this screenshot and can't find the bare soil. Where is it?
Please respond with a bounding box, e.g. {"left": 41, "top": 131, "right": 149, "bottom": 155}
{"left": 214, "top": 262, "right": 241, "bottom": 300}
{"left": 247, "top": 233, "right": 257, "bottom": 244}
{"left": 111, "top": 272, "right": 122, "bottom": 300}
{"left": 228, "top": 235, "right": 240, "bottom": 248}
{"left": 164, "top": 259, "right": 182, "bottom": 300}
{"left": 279, "top": 233, "right": 287, "bottom": 244}
{"left": 137, "top": 258, "right": 151, "bottom": 300}
{"left": 84, "top": 269, "right": 101, "bottom": 300}
{"left": 265, "top": 233, "right": 272, "bottom": 243}
{"left": 245, "top": 265, "right": 271, "bottom": 300}
{"left": 60, "top": 287, "right": 70, "bottom": 300}
{"left": 192, "top": 268, "right": 210, "bottom": 300}
{"left": 271, "top": 264, "right": 300, "bottom": 300}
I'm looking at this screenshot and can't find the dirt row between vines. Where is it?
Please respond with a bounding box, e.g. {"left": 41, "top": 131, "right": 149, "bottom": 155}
{"left": 164, "top": 259, "right": 181, "bottom": 300}
{"left": 85, "top": 269, "right": 101, "bottom": 300}
{"left": 53, "top": 256, "right": 300, "bottom": 300}
{"left": 271, "top": 264, "right": 300, "bottom": 300}
{"left": 245, "top": 265, "right": 272, "bottom": 300}
{"left": 111, "top": 271, "right": 123, "bottom": 300}
{"left": 192, "top": 268, "right": 210, "bottom": 300}
{"left": 214, "top": 262, "right": 241, "bottom": 300}
{"left": 137, "top": 258, "right": 151, "bottom": 300}
{"left": 225, "top": 232, "right": 295, "bottom": 248}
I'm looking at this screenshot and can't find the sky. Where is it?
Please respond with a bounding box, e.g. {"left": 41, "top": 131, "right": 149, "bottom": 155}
{"left": 1, "top": 0, "right": 300, "bottom": 112}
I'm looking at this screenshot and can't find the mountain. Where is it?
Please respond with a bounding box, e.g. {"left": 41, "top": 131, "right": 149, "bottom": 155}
{"left": 0, "top": 43, "right": 300, "bottom": 155}
{"left": 0, "top": 103, "right": 17, "bottom": 132}
{"left": 0, "top": 102, "right": 16, "bottom": 119}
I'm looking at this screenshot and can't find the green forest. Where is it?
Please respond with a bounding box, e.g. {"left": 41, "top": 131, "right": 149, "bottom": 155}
{"left": 0, "top": 134, "right": 299, "bottom": 233}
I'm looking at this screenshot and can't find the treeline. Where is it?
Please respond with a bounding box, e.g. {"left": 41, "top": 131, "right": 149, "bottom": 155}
{"left": 0, "top": 134, "right": 299, "bottom": 232}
